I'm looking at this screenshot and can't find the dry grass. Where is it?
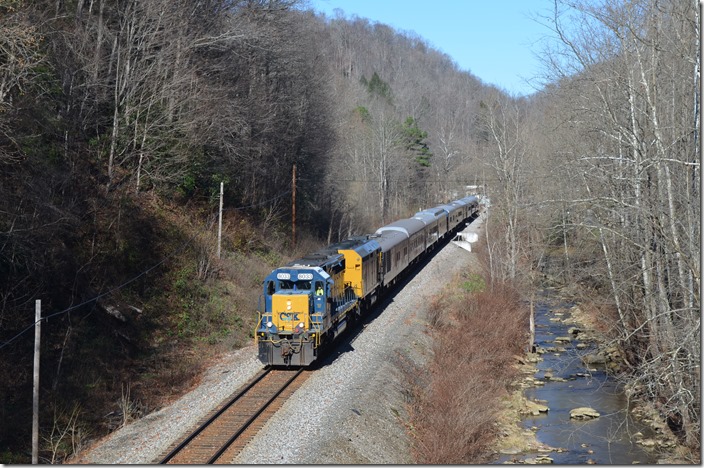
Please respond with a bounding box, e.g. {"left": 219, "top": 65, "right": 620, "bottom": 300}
{"left": 408, "top": 266, "right": 529, "bottom": 464}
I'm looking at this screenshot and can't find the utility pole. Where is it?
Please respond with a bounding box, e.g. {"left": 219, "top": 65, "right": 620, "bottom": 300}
{"left": 529, "top": 294, "right": 535, "bottom": 354}
{"left": 32, "top": 299, "right": 41, "bottom": 464}
{"left": 292, "top": 164, "right": 297, "bottom": 248}
{"left": 217, "top": 181, "right": 223, "bottom": 259}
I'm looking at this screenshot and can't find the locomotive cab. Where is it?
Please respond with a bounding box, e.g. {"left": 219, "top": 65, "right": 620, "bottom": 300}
{"left": 257, "top": 267, "right": 331, "bottom": 366}
{"left": 256, "top": 242, "right": 371, "bottom": 367}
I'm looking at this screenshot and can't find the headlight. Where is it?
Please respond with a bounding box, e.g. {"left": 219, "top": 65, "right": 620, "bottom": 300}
{"left": 298, "top": 322, "right": 305, "bottom": 329}
{"left": 266, "top": 321, "right": 273, "bottom": 328}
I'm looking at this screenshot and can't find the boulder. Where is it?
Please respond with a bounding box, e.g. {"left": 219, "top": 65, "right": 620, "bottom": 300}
{"left": 103, "top": 304, "right": 127, "bottom": 322}
{"left": 524, "top": 400, "right": 549, "bottom": 416}
{"left": 526, "top": 353, "right": 541, "bottom": 363}
{"left": 570, "top": 407, "right": 600, "bottom": 419}
{"left": 581, "top": 353, "right": 606, "bottom": 365}
{"left": 637, "top": 438, "right": 657, "bottom": 447}
{"left": 524, "top": 455, "right": 554, "bottom": 464}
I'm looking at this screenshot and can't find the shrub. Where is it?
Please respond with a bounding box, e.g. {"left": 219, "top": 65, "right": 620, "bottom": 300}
{"left": 408, "top": 270, "right": 528, "bottom": 464}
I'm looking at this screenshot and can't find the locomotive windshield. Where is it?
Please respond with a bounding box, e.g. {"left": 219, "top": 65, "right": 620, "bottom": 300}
{"left": 266, "top": 280, "right": 311, "bottom": 290}
{"left": 277, "top": 279, "right": 311, "bottom": 291}
{"left": 265, "top": 275, "right": 314, "bottom": 294}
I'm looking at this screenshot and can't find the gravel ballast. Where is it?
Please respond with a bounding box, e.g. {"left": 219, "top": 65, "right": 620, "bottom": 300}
{"left": 75, "top": 215, "right": 485, "bottom": 464}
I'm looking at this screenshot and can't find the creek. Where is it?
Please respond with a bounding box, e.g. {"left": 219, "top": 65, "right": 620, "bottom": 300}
{"left": 494, "top": 290, "right": 660, "bottom": 464}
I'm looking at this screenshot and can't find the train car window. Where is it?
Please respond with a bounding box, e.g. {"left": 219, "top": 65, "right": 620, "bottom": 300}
{"left": 299, "top": 281, "right": 311, "bottom": 290}
{"left": 267, "top": 281, "right": 275, "bottom": 295}
{"left": 279, "top": 280, "right": 293, "bottom": 290}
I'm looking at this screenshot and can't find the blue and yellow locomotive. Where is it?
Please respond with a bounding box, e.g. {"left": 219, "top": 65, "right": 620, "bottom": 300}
{"left": 256, "top": 237, "right": 381, "bottom": 366}
{"left": 255, "top": 196, "right": 480, "bottom": 366}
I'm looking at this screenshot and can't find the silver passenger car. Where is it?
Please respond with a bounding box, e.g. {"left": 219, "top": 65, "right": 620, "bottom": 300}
{"left": 459, "top": 196, "right": 480, "bottom": 218}
{"left": 374, "top": 217, "right": 426, "bottom": 286}
{"left": 416, "top": 206, "right": 449, "bottom": 238}
{"left": 412, "top": 210, "right": 441, "bottom": 249}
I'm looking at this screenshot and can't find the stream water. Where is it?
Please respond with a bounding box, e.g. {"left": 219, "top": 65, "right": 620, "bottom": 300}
{"left": 493, "top": 291, "right": 660, "bottom": 464}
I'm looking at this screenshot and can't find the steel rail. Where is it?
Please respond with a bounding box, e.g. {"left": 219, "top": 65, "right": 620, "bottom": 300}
{"left": 158, "top": 368, "right": 271, "bottom": 464}
{"left": 207, "top": 368, "right": 304, "bottom": 464}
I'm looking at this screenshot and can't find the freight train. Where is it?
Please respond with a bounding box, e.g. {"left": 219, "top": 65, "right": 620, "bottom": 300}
{"left": 254, "top": 196, "right": 481, "bottom": 366}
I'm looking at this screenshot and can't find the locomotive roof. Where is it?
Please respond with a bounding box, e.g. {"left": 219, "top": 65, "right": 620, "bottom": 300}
{"left": 287, "top": 251, "right": 344, "bottom": 268}
{"left": 286, "top": 236, "right": 376, "bottom": 268}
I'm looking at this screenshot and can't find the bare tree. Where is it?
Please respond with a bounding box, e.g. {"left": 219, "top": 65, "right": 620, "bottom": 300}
{"left": 0, "top": 5, "right": 45, "bottom": 162}
{"left": 540, "top": 0, "right": 700, "bottom": 447}
{"left": 480, "top": 91, "right": 528, "bottom": 281}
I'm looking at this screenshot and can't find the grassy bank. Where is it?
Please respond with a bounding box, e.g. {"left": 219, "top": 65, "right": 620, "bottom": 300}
{"left": 405, "top": 245, "right": 529, "bottom": 464}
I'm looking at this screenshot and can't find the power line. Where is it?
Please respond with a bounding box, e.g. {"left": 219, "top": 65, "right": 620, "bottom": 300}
{"left": 0, "top": 235, "right": 194, "bottom": 351}
{"left": 0, "top": 189, "right": 292, "bottom": 351}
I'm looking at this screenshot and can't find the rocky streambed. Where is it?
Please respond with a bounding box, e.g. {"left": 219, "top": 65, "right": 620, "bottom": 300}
{"left": 492, "top": 292, "right": 689, "bottom": 464}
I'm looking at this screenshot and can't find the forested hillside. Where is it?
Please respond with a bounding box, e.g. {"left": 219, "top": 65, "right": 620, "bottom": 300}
{"left": 0, "top": 0, "right": 699, "bottom": 462}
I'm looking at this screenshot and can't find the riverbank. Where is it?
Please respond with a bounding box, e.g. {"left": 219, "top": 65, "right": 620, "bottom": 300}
{"left": 490, "top": 294, "right": 697, "bottom": 464}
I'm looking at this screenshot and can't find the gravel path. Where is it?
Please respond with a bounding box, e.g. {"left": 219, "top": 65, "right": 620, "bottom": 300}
{"left": 74, "top": 215, "right": 486, "bottom": 465}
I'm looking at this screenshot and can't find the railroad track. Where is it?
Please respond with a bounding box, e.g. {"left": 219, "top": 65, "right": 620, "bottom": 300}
{"left": 156, "top": 368, "right": 308, "bottom": 464}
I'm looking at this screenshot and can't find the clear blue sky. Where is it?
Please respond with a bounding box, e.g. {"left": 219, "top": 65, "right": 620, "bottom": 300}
{"left": 306, "top": 0, "right": 554, "bottom": 96}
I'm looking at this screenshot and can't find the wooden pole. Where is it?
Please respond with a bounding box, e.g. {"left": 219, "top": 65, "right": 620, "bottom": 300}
{"left": 32, "top": 299, "right": 41, "bottom": 464}
{"left": 529, "top": 294, "right": 535, "bottom": 354}
{"left": 217, "top": 181, "right": 223, "bottom": 259}
{"left": 292, "top": 164, "right": 296, "bottom": 248}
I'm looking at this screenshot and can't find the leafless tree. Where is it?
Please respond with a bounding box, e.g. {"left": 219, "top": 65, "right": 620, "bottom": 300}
{"left": 480, "top": 90, "right": 529, "bottom": 282}
{"left": 0, "top": 4, "right": 45, "bottom": 162}
{"left": 539, "top": 0, "right": 700, "bottom": 447}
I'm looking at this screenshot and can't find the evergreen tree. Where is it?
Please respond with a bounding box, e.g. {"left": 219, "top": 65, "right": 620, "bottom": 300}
{"left": 401, "top": 116, "right": 431, "bottom": 167}
{"left": 360, "top": 72, "right": 392, "bottom": 103}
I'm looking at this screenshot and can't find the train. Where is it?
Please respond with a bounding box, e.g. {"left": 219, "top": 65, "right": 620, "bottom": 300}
{"left": 254, "top": 195, "right": 481, "bottom": 366}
